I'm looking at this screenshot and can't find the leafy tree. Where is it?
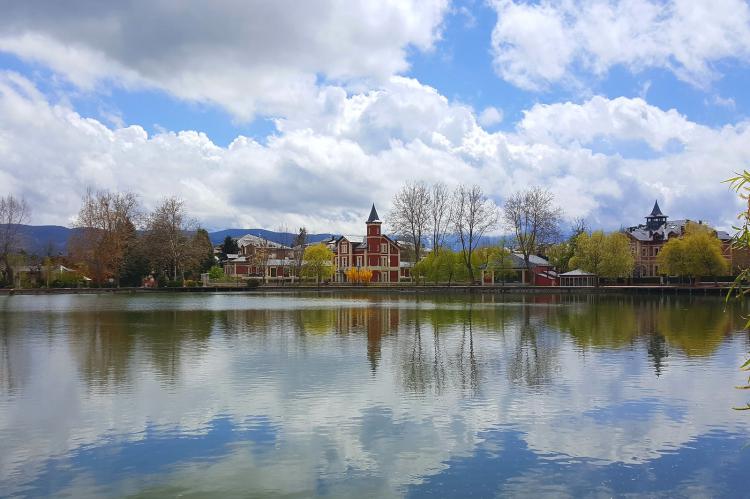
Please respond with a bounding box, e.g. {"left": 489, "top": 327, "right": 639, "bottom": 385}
{"left": 190, "top": 228, "right": 215, "bottom": 274}
{"left": 222, "top": 235, "right": 239, "bottom": 256}
{"left": 659, "top": 222, "right": 728, "bottom": 284}
{"left": 302, "top": 243, "right": 333, "bottom": 285}
{"left": 657, "top": 237, "right": 691, "bottom": 280}
{"left": 69, "top": 189, "right": 140, "bottom": 286}
{"left": 413, "top": 249, "right": 468, "bottom": 285}
{"left": 570, "top": 231, "right": 634, "bottom": 285}
{"left": 208, "top": 265, "right": 225, "bottom": 280}
{"left": 345, "top": 267, "right": 373, "bottom": 283}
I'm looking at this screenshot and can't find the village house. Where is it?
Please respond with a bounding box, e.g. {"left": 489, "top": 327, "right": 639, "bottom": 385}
{"left": 624, "top": 200, "right": 732, "bottom": 278}
{"left": 332, "top": 204, "right": 405, "bottom": 283}
{"left": 480, "top": 253, "right": 557, "bottom": 286}
{"left": 223, "top": 233, "right": 297, "bottom": 282}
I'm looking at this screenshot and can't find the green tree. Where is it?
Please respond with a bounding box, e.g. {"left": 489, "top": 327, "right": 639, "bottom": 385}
{"left": 570, "top": 231, "right": 634, "bottom": 285}
{"left": 222, "top": 235, "right": 239, "bottom": 256}
{"left": 684, "top": 223, "right": 729, "bottom": 283}
{"left": 208, "top": 265, "right": 225, "bottom": 280}
{"left": 190, "top": 228, "right": 215, "bottom": 274}
{"left": 657, "top": 222, "right": 728, "bottom": 284}
{"left": 657, "top": 237, "right": 690, "bottom": 280}
{"left": 302, "top": 243, "right": 333, "bottom": 285}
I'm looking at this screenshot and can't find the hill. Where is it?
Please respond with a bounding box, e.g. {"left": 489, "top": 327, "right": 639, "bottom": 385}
{"left": 7, "top": 225, "right": 337, "bottom": 255}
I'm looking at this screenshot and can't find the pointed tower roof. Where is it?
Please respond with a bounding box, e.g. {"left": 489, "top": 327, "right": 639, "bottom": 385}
{"left": 649, "top": 200, "right": 664, "bottom": 217}
{"left": 367, "top": 203, "right": 381, "bottom": 223}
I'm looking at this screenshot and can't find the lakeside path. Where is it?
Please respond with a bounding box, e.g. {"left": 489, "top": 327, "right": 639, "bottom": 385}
{"left": 0, "top": 284, "right": 738, "bottom": 297}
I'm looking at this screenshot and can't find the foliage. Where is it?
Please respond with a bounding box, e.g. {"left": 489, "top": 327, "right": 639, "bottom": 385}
{"left": 657, "top": 222, "right": 728, "bottom": 282}
{"left": 302, "top": 243, "right": 333, "bottom": 284}
{"left": 570, "top": 231, "right": 634, "bottom": 283}
{"left": 191, "top": 228, "right": 215, "bottom": 274}
{"left": 222, "top": 235, "right": 239, "bottom": 256}
{"left": 69, "top": 189, "right": 140, "bottom": 286}
{"left": 413, "top": 249, "right": 468, "bottom": 284}
{"left": 345, "top": 267, "right": 373, "bottom": 283}
{"left": 208, "top": 265, "right": 225, "bottom": 280}
{"left": 246, "top": 279, "right": 260, "bottom": 288}
{"left": 725, "top": 172, "right": 750, "bottom": 404}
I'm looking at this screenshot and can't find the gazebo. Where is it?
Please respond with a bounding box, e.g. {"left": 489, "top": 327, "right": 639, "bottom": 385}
{"left": 559, "top": 269, "right": 597, "bottom": 287}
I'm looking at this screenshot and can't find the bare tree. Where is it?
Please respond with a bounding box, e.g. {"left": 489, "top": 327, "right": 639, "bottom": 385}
{"left": 0, "top": 195, "right": 30, "bottom": 286}
{"left": 389, "top": 181, "right": 431, "bottom": 262}
{"left": 451, "top": 185, "right": 499, "bottom": 282}
{"left": 430, "top": 182, "right": 451, "bottom": 253}
{"left": 503, "top": 187, "right": 562, "bottom": 275}
{"left": 69, "top": 189, "right": 140, "bottom": 286}
{"left": 292, "top": 227, "right": 308, "bottom": 282}
{"left": 145, "top": 197, "right": 195, "bottom": 281}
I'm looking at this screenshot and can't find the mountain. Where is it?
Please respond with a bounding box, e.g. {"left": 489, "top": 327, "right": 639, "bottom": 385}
{"left": 8, "top": 225, "right": 337, "bottom": 255}
{"left": 208, "top": 229, "right": 336, "bottom": 246}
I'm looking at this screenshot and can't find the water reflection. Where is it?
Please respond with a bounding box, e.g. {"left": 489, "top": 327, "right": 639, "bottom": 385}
{"left": 0, "top": 293, "right": 749, "bottom": 497}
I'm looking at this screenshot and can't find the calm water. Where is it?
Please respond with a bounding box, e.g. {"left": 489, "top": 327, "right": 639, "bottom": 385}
{"left": 1, "top": 292, "right": 750, "bottom": 498}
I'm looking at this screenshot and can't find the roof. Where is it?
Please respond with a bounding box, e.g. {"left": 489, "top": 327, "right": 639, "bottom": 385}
{"left": 236, "top": 233, "right": 290, "bottom": 249}
{"left": 625, "top": 219, "right": 730, "bottom": 242}
{"left": 479, "top": 252, "right": 551, "bottom": 270}
{"left": 367, "top": 204, "right": 381, "bottom": 223}
{"left": 560, "top": 269, "right": 596, "bottom": 276}
{"left": 649, "top": 199, "right": 665, "bottom": 217}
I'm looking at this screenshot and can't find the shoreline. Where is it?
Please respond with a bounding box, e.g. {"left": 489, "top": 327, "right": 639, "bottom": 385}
{"left": 0, "top": 284, "right": 737, "bottom": 297}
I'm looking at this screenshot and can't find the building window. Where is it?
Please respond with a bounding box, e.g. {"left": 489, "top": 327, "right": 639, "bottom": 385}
{"left": 654, "top": 247, "right": 659, "bottom": 256}
{"left": 342, "top": 257, "right": 348, "bottom": 267}
{"left": 642, "top": 248, "right": 647, "bottom": 257}
{"left": 356, "top": 256, "right": 363, "bottom": 267}
{"left": 381, "top": 256, "right": 388, "bottom": 267}
{"left": 381, "top": 243, "right": 388, "bottom": 253}
{"left": 342, "top": 243, "right": 348, "bottom": 252}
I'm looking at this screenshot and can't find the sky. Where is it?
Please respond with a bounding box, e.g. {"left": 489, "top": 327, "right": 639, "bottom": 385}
{"left": 0, "top": 0, "right": 749, "bottom": 234}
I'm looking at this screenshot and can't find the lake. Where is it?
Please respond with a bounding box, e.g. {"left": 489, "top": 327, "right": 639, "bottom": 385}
{"left": 1, "top": 292, "right": 749, "bottom": 497}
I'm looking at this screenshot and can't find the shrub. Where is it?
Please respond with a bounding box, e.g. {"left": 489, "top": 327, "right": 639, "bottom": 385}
{"left": 184, "top": 279, "right": 197, "bottom": 288}
{"left": 166, "top": 280, "right": 183, "bottom": 288}
{"left": 208, "top": 265, "right": 225, "bottom": 280}
{"left": 246, "top": 279, "right": 260, "bottom": 289}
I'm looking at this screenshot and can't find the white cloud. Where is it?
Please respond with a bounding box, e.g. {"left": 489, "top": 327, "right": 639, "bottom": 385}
{"left": 478, "top": 106, "right": 504, "bottom": 127}
{"left": 0, "top": 72, "right": 748, "bottom": 234}
{"left": 490, "top": 0, "right": 750, "bottom": 90}
{"left": 0, "top": 0, "right": 449, "bottom": 120}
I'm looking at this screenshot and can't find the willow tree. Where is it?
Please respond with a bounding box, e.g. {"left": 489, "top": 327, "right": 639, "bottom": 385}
{"left": 657, "top": 222, "right": 728, "bottom": 284}
{"left": 570, "top": 231, "right": 634, "bottom": 286}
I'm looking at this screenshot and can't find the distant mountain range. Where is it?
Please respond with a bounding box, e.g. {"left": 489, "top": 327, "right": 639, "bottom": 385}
{"left": 9, "top": 225, "right": 336, "bottom": 255}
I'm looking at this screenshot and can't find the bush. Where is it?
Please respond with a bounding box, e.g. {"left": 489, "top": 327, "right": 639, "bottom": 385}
{"left": 166, "top": 280, "right": 184, "bottom": 288}
{"left": 208, "top": 265, "right": 225, "bottom": 280}
{"left": 184, "top": 279, "right": 197, "bottom": 288}
{"left": 246, "top": 279, "right": 260, "bottom": 289}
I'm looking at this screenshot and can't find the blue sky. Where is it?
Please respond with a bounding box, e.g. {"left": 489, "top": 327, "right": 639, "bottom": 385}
{"left": 0, "top": 0, "right": 749, "bottom": 233}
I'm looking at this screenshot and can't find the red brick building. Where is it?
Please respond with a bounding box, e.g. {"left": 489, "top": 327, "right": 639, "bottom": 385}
{"left": 332, "top": 204, "right": 402, "bottom": 283}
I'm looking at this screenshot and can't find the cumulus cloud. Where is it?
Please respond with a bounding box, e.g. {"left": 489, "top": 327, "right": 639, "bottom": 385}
{"left": 0, "top": 0, "right": 449, "bottom": 120}
{"left": 478, "top": 106, "right": 504, "bottom": 127}
{"left": 0, "top": 71, "right": 748, "bottom": 234}
{"left": 490, "top": 0, "right": 750, "bottom": 90}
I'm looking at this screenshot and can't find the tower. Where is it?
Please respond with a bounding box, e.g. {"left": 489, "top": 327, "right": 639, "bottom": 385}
{"left": 366, "top": 203, "right": 381, "bottom": 237}
{"left": 645, "top": 200, "right": 667, "bottom": 231}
